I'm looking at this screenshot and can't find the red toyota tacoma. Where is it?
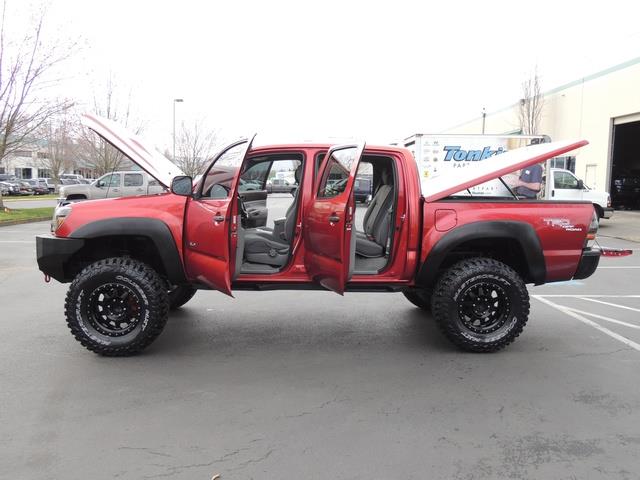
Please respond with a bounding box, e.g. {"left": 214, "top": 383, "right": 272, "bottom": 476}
{"left": 36, "top": 114, "right": 620, "bottom": 356}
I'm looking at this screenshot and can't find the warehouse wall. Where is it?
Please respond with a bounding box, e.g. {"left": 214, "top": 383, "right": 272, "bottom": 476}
{"left": 444, "top": 57, "right": 640, "bottom": 193}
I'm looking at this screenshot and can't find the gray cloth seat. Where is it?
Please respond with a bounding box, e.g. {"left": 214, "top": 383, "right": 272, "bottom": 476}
{"left": 355, "top": 169, "right": 394, "bottom": 258}
{"left": 243, "top": 165, "right": 301, "bottom": 267}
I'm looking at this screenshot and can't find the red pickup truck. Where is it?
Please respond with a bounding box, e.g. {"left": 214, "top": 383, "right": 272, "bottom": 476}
{"left": 37, "top": 114, "right": 618, "bottom": 356}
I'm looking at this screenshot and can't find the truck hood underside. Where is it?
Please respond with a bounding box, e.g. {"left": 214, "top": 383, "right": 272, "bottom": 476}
{"left": 81, "top": 113, "right": 185, "bottom": 188}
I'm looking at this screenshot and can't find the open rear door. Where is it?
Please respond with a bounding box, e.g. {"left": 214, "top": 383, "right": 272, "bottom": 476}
{"left": 184, "top": 136, "right": 256, "bottom": 296}
{"left": 304, "top": 143, "right": 365, "bottom": 294}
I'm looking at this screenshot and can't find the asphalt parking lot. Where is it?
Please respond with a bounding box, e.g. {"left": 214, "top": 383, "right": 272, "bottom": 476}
{"left": 1, "top": 214, "right": 640, "bottom": 479}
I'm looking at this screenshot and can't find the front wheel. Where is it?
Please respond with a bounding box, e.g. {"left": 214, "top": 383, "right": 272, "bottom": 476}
{"left": 64, "top": 258, "right": 170, "bottom": 356}
{"left": 432, "top": 258, "right": 529, "bottom": 353}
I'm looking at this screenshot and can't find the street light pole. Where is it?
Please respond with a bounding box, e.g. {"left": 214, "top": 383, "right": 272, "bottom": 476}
{"left": 173, "top": 98, "right": 184, "bottom": 161}
{"left": 481, "top": 107, "right": 486, "bottom": 134}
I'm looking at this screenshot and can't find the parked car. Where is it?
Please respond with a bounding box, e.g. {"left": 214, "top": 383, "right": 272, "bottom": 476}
{"left": 60, "top": 174, "right": 86, "bottom": 182}
{"left": 0, "top": 181, "right": 19, "bottom": 195}
{"left": 25, "top": 179, "right": 50, "bottom": 195}
{"left": 266, "top": 177, "right": 296, "bottom": 193}
{"left": 36, "top": 113, "right": 631, "bottom": 357}
{"left": 58, "top": 170, "right": 166, "bottom": 203}
{"left": 16, "top": 181, "right": 34, "bottom": 195}
{"left": 38, "top": 178, "right": 56, "bottom": 193}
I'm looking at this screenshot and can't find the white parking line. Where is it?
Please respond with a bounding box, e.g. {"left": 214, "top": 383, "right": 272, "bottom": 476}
{"left": 579, "top": 297, "right": 640, "bottom": 313}
{"left": 563, "top": 307, "right": 640, "bottom": 329}
{"left": 597, "top": 266, "right": 640, "bottom": 269}
{"left": 0, "top": 240, "right": 34, "bottom": 243}
{"left": 533, "top": 295, "right": 640, "bottom": 352}
{"left": 535, "top": 294, "right": 640, "bottom": 298}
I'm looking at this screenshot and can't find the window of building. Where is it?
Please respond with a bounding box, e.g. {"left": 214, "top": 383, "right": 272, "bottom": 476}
{"left": 14, "top": 168, "right": 33, "bottom": 179}
{"left": 37, "top": 169, "right": 52, "bottom": 178}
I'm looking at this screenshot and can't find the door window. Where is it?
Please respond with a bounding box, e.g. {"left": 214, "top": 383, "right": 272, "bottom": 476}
{"left": 317, "top": 148, "right": 358, "bottom": 198}
{"left": 554, "top": 171, "right": 579, "bottom": 189}
{"left": 124, "top": 173, "right": 143, "bottom": 187}
{"left": 99, "top": 173, "right": 121, "bottom": 187}
{"left": 201, "top": 144, "right": 247, "bottom": 199}
{"left": 239, "top": 161, "right": 270, "bottom": 192}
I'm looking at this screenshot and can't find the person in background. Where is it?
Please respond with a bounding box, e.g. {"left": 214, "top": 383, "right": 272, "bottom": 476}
{"left": 515, "top": 163, "right": 543, "bottom": 198}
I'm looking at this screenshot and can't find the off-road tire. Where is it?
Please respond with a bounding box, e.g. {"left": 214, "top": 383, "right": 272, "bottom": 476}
{"left": 169, "top": 285, "right": 197, "bottom": 310}
{"left": 403, "top": 288, "right": 433, "bottom": 312}
{"left": 64, "top": 257, "right": 170, "bottom": 356}
{"left": 432, "top": 257, "right": 529, "bottom": 353}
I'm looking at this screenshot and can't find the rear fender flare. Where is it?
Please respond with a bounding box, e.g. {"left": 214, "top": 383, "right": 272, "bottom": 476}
{"left": 416, "top": 221, "right": 545, "bottom": 286}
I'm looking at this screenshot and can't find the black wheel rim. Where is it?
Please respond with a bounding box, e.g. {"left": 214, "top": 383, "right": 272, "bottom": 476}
{"left": 87, "top": 282, "right": 142, "bottom": 337}
{"left": 457, "top": 281, "right": 510, "bottom": 334}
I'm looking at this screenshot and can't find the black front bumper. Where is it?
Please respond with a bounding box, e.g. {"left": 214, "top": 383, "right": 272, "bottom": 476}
{"left": 36, "top": 235, "right": 85, "bottom": 283}
{"left": 572, "top": 247, "right": 601, "bottom": 280}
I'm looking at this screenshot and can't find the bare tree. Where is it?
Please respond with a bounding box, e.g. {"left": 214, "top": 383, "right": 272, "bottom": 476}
{"left": 40, "top": 112, "right": 77, "bottom": 184}
{"left": 519, "top": 67, "right": 544, "bottom": 135}
{"left": 173, "top": 119, "right": 219, "bottom": 178}
{"left": 77, "top": 76, "right": 140, "bottom": 176}
{"left": 0, "top": 1, "right": 75, "bottom": 208}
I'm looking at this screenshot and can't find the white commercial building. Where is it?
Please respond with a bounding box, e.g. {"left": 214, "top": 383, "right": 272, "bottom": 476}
{"left": 443, "top": 56, "right": 640, "bottom": 208}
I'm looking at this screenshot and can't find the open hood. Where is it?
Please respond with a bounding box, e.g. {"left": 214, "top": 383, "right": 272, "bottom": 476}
{"left": 422, "top": 139, "right": 588, "bottom": 202}
{"left": 81, "top": 113, "right": 184, "bottom": 188}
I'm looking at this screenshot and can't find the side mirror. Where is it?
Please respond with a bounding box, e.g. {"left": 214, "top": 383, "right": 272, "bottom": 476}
{"left": 576, "top": 179, "right": 584, "bottom": 190}
{"left": 96, "top": 180, "right": 105, "bottom": 188}
{"left": 171, "top": 175, "right": 193, "bottom": 196}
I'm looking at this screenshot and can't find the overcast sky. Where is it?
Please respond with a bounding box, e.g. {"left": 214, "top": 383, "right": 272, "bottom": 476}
{"left": 13, "top": 0, "right": 640, "bottom": 148}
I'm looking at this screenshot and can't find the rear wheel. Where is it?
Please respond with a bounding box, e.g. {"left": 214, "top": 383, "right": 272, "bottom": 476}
{"left": 168, "top": 284, "right": 197, "bottom": 310}
{"left": 432, "top": 257, "right": 529, "bottom": 353}
{"left": 403, "top": 288, "right": 433, "bottom": 312}
{"left": 64, "top": 257, "right": 169, "bottom": 356}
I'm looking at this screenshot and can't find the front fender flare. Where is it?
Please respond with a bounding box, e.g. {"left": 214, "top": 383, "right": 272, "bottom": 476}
{"left": 69, "top": 217, "right": 186, "bottom": 283}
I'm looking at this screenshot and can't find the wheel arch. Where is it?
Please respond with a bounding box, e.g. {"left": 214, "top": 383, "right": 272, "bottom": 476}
{"left": 67, "top": 218, "right": 186, "bottom": 283}
{"left": 416, "top": 221, "right": 545, "bottom": 287}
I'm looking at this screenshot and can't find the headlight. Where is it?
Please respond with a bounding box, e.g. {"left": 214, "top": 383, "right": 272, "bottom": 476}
{"left": 51, "top": 205, "right": 72, "bottom": 233}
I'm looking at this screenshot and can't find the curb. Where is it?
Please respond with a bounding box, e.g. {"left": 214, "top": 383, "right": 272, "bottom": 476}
{"left": 0, "top": 217, "right": 50, "bottom": 227}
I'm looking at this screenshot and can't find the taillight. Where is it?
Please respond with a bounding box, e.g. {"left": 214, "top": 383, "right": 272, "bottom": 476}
{"left": 607, "top": 194, "right": 611, "bottom": 208}
{"left": 585, "top": 210, "right": 598, "bottom": 247}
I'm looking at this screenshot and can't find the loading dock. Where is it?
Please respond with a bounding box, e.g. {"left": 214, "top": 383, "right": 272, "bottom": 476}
{"left": 610, "top": 115, "right": 640, "bottom": 209}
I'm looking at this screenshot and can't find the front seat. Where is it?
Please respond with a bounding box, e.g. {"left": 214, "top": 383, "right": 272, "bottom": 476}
{"left": 242, "top": 165, "right": 302, "bottom": 267}
{"left": 355, "top": 168, "right": 394, "bottom": 258}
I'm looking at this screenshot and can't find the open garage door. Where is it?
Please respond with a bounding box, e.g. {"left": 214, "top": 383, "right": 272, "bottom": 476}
{"left": 611, "top": 115, "right": 640, "bottom": 210}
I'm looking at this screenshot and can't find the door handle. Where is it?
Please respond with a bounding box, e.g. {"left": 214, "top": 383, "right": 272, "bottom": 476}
{"left": 551, "top": 190, "right": 555, "bottom": 197}
{"left": 328, "top": 214, "right": 340, "bottom": 224}
{"left": 213, "top": 215, "right": 225, "bottom": 223}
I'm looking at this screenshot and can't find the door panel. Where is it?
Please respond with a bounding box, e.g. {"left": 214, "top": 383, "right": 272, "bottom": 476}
{"left": 304, "top": 144, "right": 365, "bottom": 294}
{"left": 184, "top": 137, "right": 255, "bottom": 295}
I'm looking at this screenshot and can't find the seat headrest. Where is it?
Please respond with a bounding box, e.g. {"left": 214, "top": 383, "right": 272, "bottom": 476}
{"left": 294, "top": 164, "right": 302, "bottom": 183}
{"left": 380, "top": 168, "right": 391, "bottom": 185}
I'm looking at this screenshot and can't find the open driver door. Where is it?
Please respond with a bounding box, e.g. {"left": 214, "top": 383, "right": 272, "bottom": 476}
{"left": 184, "top": 136, "right": 256, "bottom": 296}
{"left": 304, "top": 143, "right": 365, "bottom": 294}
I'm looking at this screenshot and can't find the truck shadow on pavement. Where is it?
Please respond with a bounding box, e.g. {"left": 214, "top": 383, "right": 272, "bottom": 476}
{"left": 150, "top": 306, "right": 454, "bottom": 357}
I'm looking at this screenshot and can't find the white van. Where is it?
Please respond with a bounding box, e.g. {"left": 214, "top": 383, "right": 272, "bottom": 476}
{"left": 542, "top": 168, "right": 613, "bottom": 220}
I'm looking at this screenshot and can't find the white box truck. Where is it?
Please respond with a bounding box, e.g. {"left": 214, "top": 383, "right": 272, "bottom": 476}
{"left": 403, "top": 133, "right": 612, "bottom": 220}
